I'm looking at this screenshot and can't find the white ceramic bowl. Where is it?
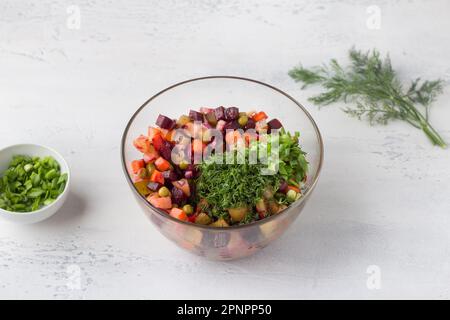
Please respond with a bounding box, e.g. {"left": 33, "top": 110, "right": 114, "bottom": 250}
{"left": 0, "top": 144, "right": 70, "bottom": 224}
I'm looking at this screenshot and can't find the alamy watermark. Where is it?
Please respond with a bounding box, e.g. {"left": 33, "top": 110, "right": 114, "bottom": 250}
{"left": 366, "top": 5, "right": 381, "bottom": 30}
{"left": 366, "top": 265, "right": 381, "bottom": 290}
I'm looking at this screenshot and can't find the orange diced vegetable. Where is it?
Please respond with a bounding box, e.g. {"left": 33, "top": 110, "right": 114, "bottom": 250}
{"left": 147, "top": 194, "right": 172, "bottom": 209}
{"left": 152, "top": 134, "right": 165, "bottom": 151}
{"left": 225, "top": 131, "right": 243, "bottom": 145}
{"left": 192, "top": 139, "right": 205, "bottom": 154}
{"left": 155, "top": 157, "right": 171, "bottom": 171}
{"left": 148, "top": 127, "right": 161, "bottom": 140}
{"left": 287, "top": 185, "right": 301, "bottom": 193}
{"left": 143, "top": 145, "right": 159, "bottom": 163}
{"left": 150, "top": 169, "right": 165, "bottom": 184}
{"left": 131, "top": 159, "right": 145, "bottom": 174}
{"left": 133, "top": 135, "right": 152, "bottom": 153}
{"left": 165, "top": 129, "right": 176, "bottom": 142}
{"left": 169, "top": 208, "right": 188, "bottom": 221}
{"left": 252, "top": 111, "right": 268, "bottom": 122}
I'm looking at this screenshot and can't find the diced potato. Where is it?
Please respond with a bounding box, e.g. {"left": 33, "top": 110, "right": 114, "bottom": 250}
{"left": 195, "top": 212, "right": 212, "bottom": 225}
{"left": 228, "top": 206, "right": 248, "bottom": 222}
{"left": 210, "top": 218, "right": 229, "bottom": 228}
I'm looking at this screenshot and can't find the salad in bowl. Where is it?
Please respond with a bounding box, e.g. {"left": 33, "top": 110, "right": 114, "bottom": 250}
{"left": 129, "top": 107, "right": 309, "bottom": 227}
{"left": 121, "top": 76, "right": 323, "bottom": 260}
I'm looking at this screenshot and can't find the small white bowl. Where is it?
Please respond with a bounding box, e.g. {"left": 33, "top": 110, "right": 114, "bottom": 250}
{"left": 0, "top": 144, "right": 70, "bottom": 224}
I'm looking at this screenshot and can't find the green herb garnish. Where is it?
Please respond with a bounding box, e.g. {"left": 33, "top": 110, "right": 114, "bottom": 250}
{"left": 0, "top": 155, "right": 67, "bottom": 212}
{"left": 195, "top": 130, "right": 308, "bottom": 223}
{"left": 196, "top": 152, "right": 279, "bottom": 216}
{"left": 289, "top": 48, "right": 446, "bottom": 148}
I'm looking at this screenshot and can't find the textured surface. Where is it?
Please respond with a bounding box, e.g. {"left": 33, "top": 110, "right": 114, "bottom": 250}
{"left": 1, "top": 0, "right": 450, "bottom": 299}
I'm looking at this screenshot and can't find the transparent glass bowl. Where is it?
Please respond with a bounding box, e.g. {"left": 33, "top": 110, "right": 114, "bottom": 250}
{"left": 121, "top": 76, "right": 323, "bottom": 260}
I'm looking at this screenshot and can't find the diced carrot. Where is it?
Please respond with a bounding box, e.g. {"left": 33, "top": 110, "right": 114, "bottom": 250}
{"left": 287, "top": 185, "right": 301, "bottom": 193}
{"left": 159, "top": 128, "right": 169, "bottom": 138}
{"left": 143, "top": 145, "right": 159, "bottom": 163}
{"left": 133, "top": 135, "right": 152, "bottom": 153}
{"left": 165, "top": 129, "right": 176, "bottom": 142}
{"left": 152, "top": 134, "right": 165, "bottom": 151}
{"left": 192, "top": 139, "right": 205, "bottom": 154}
{"left": 252, "top": 111, "right": 268, "bottom": 122}
{"left": 173, "top": 179, "right": 191, "bottom": 196}
{"left": 225, "top": 131, "right": 243, "bottom": 145}
{"left": 148, "top": 127, "right": 161, "bottom": 140}
{"left": 147, "top": 194, "right": 172, "bottom": 209}
{"left": 243, "top": 132, "right": 257, "bottom": 146}
{"left": 169, "top": 208, "right": 188, "bottom": 221}
{"left": 155, "top": 157, "right": 171, "bottom": 171}
{"left": 150, "top": 169, "right": 165, "bottom": 184}
{"left": 130, "top": 159, "right": 145, "bottom": 174}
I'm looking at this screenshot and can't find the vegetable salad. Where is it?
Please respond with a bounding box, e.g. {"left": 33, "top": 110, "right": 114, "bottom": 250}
{"left": 130, "top": 106, "right": 308, "bottom": 227}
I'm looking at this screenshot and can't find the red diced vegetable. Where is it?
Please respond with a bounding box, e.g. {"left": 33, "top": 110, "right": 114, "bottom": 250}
{"left": 171, "top": 187, "right": 186, "bottom": 205}
{"left": 279, "top": 180, "right": 289, "bottom": 193}
{"left": 225, "top": 107, "right": 239, "bottom": 120}
{"left": 245, "top": 118, "right": 256, "bottom": 129}
{"left": 148, "top": 127, "right": 161, "bottom": 140}
{"left": 267, "top": 118, "right": 283, "bottom": 130}
{"left": 252, "top": 111, "right": 268, "bottom": 122}
{"left": 214, "top": 106, "right": 226, "bottom": 121}
{"left": 287, "top": 185, "right": 301, "bottom": 193}
{"left": 152, "top": 134, "right": 165, "bottom": 151}
{"left": 131, "top": 159, "right": 145, "bottom": 174}
{"left": 155, "top": 157, "right": 171, "bottom": 171}
{"left": 169, "top": 208, "right": 188, "bottom": 221}
{"left": 150, "top": 169, "right": 165, "bottom": 184}
{"left": 189, "top": 110, "right": 203, "bottom": 121}
{"left": 156, "top": 114, "right": 176, "bottom": 130}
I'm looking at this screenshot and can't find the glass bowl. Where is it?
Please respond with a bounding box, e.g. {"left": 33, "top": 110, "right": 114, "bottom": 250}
{"left": 121, "top": 76, "right": 323, "bottom": 260}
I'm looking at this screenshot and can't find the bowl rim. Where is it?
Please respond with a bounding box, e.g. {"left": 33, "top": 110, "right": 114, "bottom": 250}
{"left": 0, "top": 143, "right": 71, "bottom": 216}
{"left": 121, "top": 75, "right": 324, "bottom": 230}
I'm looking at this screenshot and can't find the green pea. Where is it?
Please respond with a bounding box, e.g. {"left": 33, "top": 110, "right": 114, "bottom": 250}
{"left": 238, "top": 115, "right": 248, "bottom": 127}
{"left": 179, "top": 161, "right": 189, "bottom": 170}
{"left": 158, "top": 186, "right": 171, "bottom": 197}
{"left": 182, "top": 204, "right": 194, "bottom": 215}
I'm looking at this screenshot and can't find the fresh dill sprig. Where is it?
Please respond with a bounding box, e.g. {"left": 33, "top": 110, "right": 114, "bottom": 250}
{"left": 289, "top": 48, "right": 446, "bottom": 148}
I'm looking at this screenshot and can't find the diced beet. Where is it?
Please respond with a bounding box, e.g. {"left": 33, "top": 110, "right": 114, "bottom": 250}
{"left": 279, "top": 180, "right": 288, "bottom": 193}
{"left": 214, "top": 106, "right": 226, "bottom": 121}
{"left": 184, "top": 170, "right": 194, "bottom": 179}
{"left": 171, "top": 187, "right": 186, "bottom": 205}
{"left": 189, "top": 110, "right": 204, "bottom": 122}
{"left": 186, "top": 164, "right": 198, "bottom": 177}
{"left": 162, "top": 170, "right": 178, "bottom": 181}
{"left": 223, "top": 120, "right": 239, "bottom": 131}
{"left": 225, "top": 107, "right": 239, "bottom": 121}
{"left": 245, "top": 118, "right": 256, "bottom": 130}
{"left": 156, "top": 114, "right": 175, "bottom": 130}
{"left": 267, "top": 118, "right": 283, "bottom": 130}
{"left": 159, "top": 141, "right": 173, "bottom": 160}
{"left": 147, "top": 182, "right": 162, "bottom": 192}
